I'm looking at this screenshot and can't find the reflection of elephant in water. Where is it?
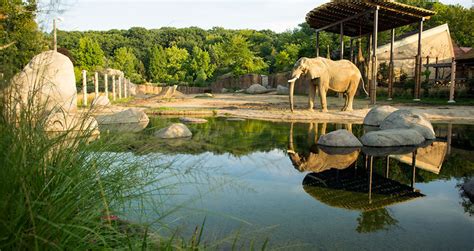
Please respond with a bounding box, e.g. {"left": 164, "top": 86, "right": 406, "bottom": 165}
{"left": 288, "top": 57, "right": 368, "bottom": 112}
{"left": 287, "top": 122, "right": 359, "bottom": 173}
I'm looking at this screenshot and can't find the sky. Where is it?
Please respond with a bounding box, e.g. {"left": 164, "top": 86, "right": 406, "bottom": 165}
{"left": 38, "top": 0, "right": 473, "bottom": 33}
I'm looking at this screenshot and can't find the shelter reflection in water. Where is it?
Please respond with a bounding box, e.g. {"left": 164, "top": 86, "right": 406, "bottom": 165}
{"left": 288, "top": 122, "right": 448, "bottom": 212}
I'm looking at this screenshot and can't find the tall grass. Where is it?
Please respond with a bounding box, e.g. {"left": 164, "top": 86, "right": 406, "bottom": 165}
{"left": 0, "top": 72, "right": 160, "bottom": 249}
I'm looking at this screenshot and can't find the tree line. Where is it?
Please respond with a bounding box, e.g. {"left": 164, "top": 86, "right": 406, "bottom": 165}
{"left": 2, "top": 0, "right": 472, "bottom": 87}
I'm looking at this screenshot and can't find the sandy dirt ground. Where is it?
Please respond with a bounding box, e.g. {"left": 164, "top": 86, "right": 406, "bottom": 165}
{"left": 94, "top": 93, "right": 474, "bottom": 124}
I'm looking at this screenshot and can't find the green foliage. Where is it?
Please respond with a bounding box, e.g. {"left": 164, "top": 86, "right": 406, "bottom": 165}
{"left": 189, "top": 46, "right": 215, "bottom": 85}
{"left": 274, "top": 43, "right": 300, "bottom": 72}
{"left": 0, "top": 0, "right": 46, "bottom": 82}
{"left": 74, "top": 36, "right": 105, "bottom": 72}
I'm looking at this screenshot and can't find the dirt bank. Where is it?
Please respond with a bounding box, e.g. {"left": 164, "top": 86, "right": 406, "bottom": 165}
{"left": 115, "top": 93, "right": 474, "bottom": 124}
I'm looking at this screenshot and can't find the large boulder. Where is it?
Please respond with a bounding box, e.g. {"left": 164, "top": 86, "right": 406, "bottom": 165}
{"left": 276, "top": 85, "right": 289, "bottom": 95}
{"left": 6, "top": 50, "right": 77, "bottom": 113}
{"left": 155, "top": 123, "right": 192, "bottom": 139}
{"left": 363, "top": 106, "right": 398, "bottom": 126}
{"left": 317, "top": 129, "right": 362, "bottom": 148}
{"left": 246, "top": 84, "right": 267, "bottom": 94}
{"left": 360, "top": 128, "right": 425, "bottom": 147}
{"left": 380, "top": 110, "right": 435, "bottom": 140}
{"left": 91, "top": 96, "right": 111, "bottom": 107}
{"left": 44, "top": 112, "right": 100, "bottom": 137}
{"left": 95, "top": 108, "right": 149, "bottom": 124}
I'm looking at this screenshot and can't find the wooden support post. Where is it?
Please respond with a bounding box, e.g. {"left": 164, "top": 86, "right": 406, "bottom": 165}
{"left": 94, "top": 72, "right": 99, "bottom": 99}
{"left": 425, "top": 56, "right": 430, "bottom": 83}
{"left": 388, "top": 29, "right": 395, "bottom": 101}
{"left": 435, "top": 57, "right": 439, "bottom": 81}
{"left": 340, "top": 23, "right": 344, "bottom": 59}
{"left": 112, "top": 76, "right": 116, "bottom": 101}
{"left": 448, "top": 57, "right": 456, "bottom": 103}
{"left": 316, "top": 31, "right": 320, "bottom": 57}
{"left": 82, "top": 70, "right": 87, "bottom": 106}
{"left": 411, "top": 150, "right": 417, "bottom": 190}
{"left": 350, "top": 39, "right": 354, "bottom": 63}
{"left": 447, "top": 123, "right": 452, "bottom": 155}
{"left": 118, "top": 76, "right": 122, "bottom": 99}
{"left": 385, "top": 156, "right": 390, "bottom": 178}
{"left": 414, "top": 18, "right": 424, "bottom": 101}
{"left": 104, "top": 74, "right": 108, "bottom": 98}
{"left": 370, "top": 6, "right": 379, "bottom": 105}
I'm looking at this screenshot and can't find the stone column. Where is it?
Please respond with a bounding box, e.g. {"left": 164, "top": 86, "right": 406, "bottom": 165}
{"left": 124, "top": 78, "right": 128, "bottom": 98}
{"left": 104, "top": 74, "right": 108, "bottom": 98}
{"left": 118, "top": 76, "right": 122, "bottom": 99}
{"left": 94, "top": 72, "right": 99, "bottom": 99}
{"left": 112, "top": 76, "right": 116, "bottom": 101}
{"left": 82, "top": 70, "right": 87, "bottom": 106}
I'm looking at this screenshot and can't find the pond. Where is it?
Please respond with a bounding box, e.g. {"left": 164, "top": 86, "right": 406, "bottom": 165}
{"left": 101, "top": 118, "right": 474, "bottom": 250}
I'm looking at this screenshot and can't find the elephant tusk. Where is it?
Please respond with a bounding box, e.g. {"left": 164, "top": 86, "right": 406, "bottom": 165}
{"left": 288, "top": 77, "right": 298, "bottom": 83}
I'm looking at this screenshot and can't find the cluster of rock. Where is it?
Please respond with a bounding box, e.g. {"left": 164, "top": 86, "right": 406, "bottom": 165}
{"left": 316, "top": 105, "right": 435, "bottom": 150}
{"left": 245, "top": 84, "right": 275, "bottom": 94}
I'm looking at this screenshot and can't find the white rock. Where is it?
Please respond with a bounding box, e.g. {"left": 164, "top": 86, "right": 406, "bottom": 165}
{"left": 221, "top": 88, "right": 229, "bottom": 93}
{"left": 96, "top": 108, "right": 149, "bottom": 124}
{"left": 179, "top": 117, "right": 207, "bottom": 124}
{"left": 360, "top": 128, "right": 425, "bottom": 147}
{"left": 246, "top": 84, "right": 267, "bottom": 94}
{"left": 91, "top": 96, "right": 111, "bottom": 107}
{"left": 363, "top": 106, "right": 398, "bottom": 126}
{"left": 277, "top": 85, "right": 289, "bottom": 95}
{"left": 155, "top": 123, "right": 192, "bottom": 139}
{"left": 317, "top": 129, "right": 362, "bottom": 147}
{"left": 44, "top": 112, "right": 99, "bottom": 136}
{"left": 6, "top": 50, "right": 77, "bottom": 113}
{"left": 195, "top": 93, "right": 213, "bottom": 98}
{"left": 380, "top": 110, "right": 435, "bottom": 140}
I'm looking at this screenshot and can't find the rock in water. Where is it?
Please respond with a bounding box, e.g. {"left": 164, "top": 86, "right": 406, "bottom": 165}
{"left": 7, "top": 50, "right": 77, "bottom": 113}
{"left": 380, "top": 110, "right": 435, "bottom": 140}
{"left": 360, "top": 129, "right": 425, "bottom": 147}
{"left": 95, "top": 108, "right": 149, "bottom": 124}
{"left": 246, "top": 84, "right": 267, "bottom": 94}
{"left": 91, "top": 96, "right": 111, "bottom": 107}
{"left": 277, "top": 85, "right": 289, "bottom": 95}
{"left": 363, "top": 106, "right": 398, "bottom": 126}
{"left": 155, "top": 123, "right": 192, "bottom": 139}
{"left": 317, "top": 129, "right": 362, "bottom": 147}
{"left": 179, "top": 117, "right": 207, "bottom": 124}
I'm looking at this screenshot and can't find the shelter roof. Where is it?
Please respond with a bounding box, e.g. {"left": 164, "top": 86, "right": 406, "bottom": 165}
{"left": 306, "top": 0, "right": 436, "bottom": 37}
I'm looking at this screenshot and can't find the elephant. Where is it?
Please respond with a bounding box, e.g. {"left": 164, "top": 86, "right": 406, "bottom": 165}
{"left": 288, "top": 57, "right": 368, "bottom": 112}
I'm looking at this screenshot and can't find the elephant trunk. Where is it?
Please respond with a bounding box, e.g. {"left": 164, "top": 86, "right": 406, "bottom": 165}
{"left": 289, "top": 80, "right": 295, "bottom": 112}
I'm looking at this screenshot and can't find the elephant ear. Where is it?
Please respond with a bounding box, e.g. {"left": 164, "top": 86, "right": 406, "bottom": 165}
{"left": 306, "top": 59, "right": 325, "bottom": 80}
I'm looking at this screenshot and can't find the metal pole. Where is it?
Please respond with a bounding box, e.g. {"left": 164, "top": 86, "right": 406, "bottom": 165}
{"left": 104, "top": 74, "right": 108, "bottom": 98}
{"left": 414, "top": 18, "right": 424, "bottom": 101}
{"left": 316, "top": 31, "right": 320, "bottom": 57}
{"left": 447, "top": 123, "right": 452, "bottom": 155}
{"left": 94, "top": 72, "right": 99, "bottom": 99}
{"left": 448, "top": 57, "right": 456, "bottom": 103}
{"left": 385, "top": 156, "right": 390, "bottom": 178}
{"left": 53, "top": 19, "right": 57, "bottom": 52}
{"left": 370, "top": 6, "right": 379, "bottom": 105}
{"left": 112, "top": 76, "right": 116, "bottom": 101}
{"left": 388, "top": 28, "right": 395, "bottom": 100}
{"left": 82, "top": 70, "right": 87, "bottom": 106}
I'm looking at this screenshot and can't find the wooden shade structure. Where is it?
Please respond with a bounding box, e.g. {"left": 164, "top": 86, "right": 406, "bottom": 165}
{"left": 306, "top": 0, "right": 435, "bottom": 103}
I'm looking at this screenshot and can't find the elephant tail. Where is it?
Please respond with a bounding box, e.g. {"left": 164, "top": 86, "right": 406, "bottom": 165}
{"left": 360, "top": 77, "right": 369, "bottom": 97}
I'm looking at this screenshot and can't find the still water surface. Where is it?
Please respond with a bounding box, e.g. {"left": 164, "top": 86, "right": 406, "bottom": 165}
{"left": 104, "top": 118, "right": 474, "bottom": 250}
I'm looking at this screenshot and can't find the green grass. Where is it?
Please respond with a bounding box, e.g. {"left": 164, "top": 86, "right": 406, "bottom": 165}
{"left": 377, "top": 97, "right": 474, "bottom": 106}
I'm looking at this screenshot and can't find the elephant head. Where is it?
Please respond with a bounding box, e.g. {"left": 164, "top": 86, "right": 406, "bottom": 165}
{"left": 288, "top": 57, "right": 324, "bottom": 112}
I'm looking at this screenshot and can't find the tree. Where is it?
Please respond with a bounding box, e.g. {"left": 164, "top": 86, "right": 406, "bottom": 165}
{"left": 188, "top": 46, "right": 215, "bottom": 84}
{"left": 274, "top": 43, "right": 300, "bottom": 72}
{"left": 148, "top": 45, "right": 167, "bottom": 83}
{"left": 74, "top": 36, "right": 105, "bottom": 71}
{"left": 163, "top": 45, "right": 189, "bottom": 83}
{"left": 0, "top": 1, "right": 46, "bottom": 82}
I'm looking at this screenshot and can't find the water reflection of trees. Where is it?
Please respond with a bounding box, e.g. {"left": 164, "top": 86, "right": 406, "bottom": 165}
{"left": 356, "top": 209, "right": 398, "bottom": 233}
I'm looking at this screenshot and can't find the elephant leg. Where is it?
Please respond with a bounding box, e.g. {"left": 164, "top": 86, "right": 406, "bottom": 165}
{"left": 318, "top": 85, "right": 328, "bottom": 112}
{"left": 308, "top": 83, "right": 315, "bottom": 111}
{"left": 342, "top": 92, "right": 349, "bottom": 111}
{"left": 346, "top": 80, "right": 358, "bottom": 111}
